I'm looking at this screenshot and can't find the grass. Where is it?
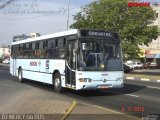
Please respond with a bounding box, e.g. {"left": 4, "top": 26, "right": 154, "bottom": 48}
{"left": 124, "top": 74, "right": 160, "bottom": 80}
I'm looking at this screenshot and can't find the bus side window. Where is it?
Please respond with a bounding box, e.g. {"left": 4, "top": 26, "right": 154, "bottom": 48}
{"left": 27, "top": 43, "right": 32, "bottom": 58}
{"left": 19, "top": 44, "right": 23, "bottom": 58}
{"left": 17, "top": 45, "right": 20, "bottom": 58}
{"left": 31, "top": 42, "right": 36, "bottom": 58}
{"left": 43, "top": 41, "right": 45, "bottom": 49}
{"left": 55, "top": 39, "right": 58, "bottom": 47}
{"left": 58, "top": 38, "right": 65, "bottom": 58}
{"left": 45, "top": 40, "right": 48, "bottom": 48}
{"left": 44, "top": 40, "right": 48, "bottom": 58}
{"left": 11, "top": 46, "right": 15, "bottom": 58}
{"left": 23, "top": 44, "right": 27, "bottom": 58}
{"left": 63, "top": 38, "right": 66, "bottom": 47}
{"left": 25, "top": 43, "right": 30, "bottom": 58}
{"left": 39, "top": 41, "right": 43, "bottom": 50}
{"left": 35, "top": 42, "right": 40, "bottom": 58}
{"left": 54, "top": 39, "right": 59, "bottom": 58}
{"left": 46, "top": 40, "right": 55, "bottom": 58}
{"left": 39, "top": 41, "right": 45, "bottom": 58}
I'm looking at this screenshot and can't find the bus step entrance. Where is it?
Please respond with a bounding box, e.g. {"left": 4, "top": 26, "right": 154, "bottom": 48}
{"left": 66, "top": 84, "right": 76, "bottom": 89}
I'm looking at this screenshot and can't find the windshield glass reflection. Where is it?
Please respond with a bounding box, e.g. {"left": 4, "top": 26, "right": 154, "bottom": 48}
{"left": 77, "top": 39, "right": 122, "bottom": 71}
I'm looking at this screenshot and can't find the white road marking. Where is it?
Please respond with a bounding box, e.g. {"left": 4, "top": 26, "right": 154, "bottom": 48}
{"left": 157, "top": 80, "right": 160, "bottom": 82}
{"left": 126, "top": 78, "right": 160, "bottom": 83}
{"left": 141, "top": 78, "right": 150, "bottom": 81}
{"left": 126, "top": 77, "right": 134, "bottom": 80}
{"left": 147, "top": 86, "right": 160, "bottom": 90}
{"left": 125, "top": 94, "right": 139, "bottom": 98}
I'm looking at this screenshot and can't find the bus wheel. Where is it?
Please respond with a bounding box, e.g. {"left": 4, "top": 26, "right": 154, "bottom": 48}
{"left": 54, "top": 72, "right": 63, "bottom": 93}
{"left": 18, "top": 69, "right": 23, "bottom": 82}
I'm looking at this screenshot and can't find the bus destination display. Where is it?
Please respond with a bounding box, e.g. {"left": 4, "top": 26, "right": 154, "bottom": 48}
{"left": 79, "top": 30, "right": 118, "bottom": 39}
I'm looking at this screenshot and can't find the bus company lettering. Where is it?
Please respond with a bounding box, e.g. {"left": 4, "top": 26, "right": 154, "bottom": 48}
{"left": 128, "top": 2, "right": 150, "bottom": 7}
{"left": 30, "top": 61, "right": 37, "bottom": 66}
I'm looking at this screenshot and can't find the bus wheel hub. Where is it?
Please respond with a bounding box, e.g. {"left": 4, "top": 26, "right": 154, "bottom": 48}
{"left": 55, "top": 78, "right": 60, "bottom": 87}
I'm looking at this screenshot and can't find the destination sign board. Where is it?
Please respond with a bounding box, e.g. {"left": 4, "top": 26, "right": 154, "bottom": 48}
{"left": 79, "top": 29, "right": 119, "bottom": 39}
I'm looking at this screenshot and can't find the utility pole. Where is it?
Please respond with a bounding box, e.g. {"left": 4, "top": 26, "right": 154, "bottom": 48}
{"left": 67, "top": 0, "right": 70, "bottom": 30}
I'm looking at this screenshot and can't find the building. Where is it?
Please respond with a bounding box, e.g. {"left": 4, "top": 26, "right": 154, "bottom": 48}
{"left": 13, "top": 33, "right": 41, "bottom": 42}
{"left": 13, "top": 34, "right": 31, "bottom": 42}
{"left": 0, "top": 32, "right": 41, "bottom": 58}
{"left": 138, "top": 5, "right": 160, "bottom": 65}
{"left": 31, "top": 33, "right": 41, "bottom": 38}
{"left": 0, "top": 46, "right": 10, "bottom": 58}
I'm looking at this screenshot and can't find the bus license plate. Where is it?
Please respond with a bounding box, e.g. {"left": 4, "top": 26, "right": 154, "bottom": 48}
{"left": 97, "top": 85, "right": 109, "bottom": 89}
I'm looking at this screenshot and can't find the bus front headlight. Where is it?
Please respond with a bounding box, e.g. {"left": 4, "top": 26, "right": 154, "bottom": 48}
{"left": 99, "top": 63, "right": 105, "bottom": 69}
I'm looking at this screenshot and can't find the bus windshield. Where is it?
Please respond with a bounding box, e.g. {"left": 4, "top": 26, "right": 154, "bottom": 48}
{"left": 77, "top": 39, "right": 123, "bottom": 71}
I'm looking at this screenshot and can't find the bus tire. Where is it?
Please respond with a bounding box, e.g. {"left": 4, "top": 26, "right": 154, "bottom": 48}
{"left": 54, "top": 72, "right": 63, "bottom": 93}
{"left": 18, "top": 68, "right": 23, "bottom": 82}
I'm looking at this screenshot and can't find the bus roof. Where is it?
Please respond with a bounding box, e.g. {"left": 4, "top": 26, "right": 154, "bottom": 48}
{"left": 11, "top": 29, "right": 78, "bottom": 45}
{"left": 11, "top": 29, "right": 120, "bottom": 45}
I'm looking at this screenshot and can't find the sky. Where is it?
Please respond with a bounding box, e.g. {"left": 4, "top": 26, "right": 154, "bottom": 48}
{"left": 0, "top": 0, "right": 95, "bottom": 46}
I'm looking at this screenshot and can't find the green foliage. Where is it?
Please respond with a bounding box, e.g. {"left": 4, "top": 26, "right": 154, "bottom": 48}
{"left": 70, "top": 0, "right": 159, "bottom": 59}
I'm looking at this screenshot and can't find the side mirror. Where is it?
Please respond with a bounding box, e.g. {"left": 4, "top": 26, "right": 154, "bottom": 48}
{"left": 82, "top": 43, "right": 89, "bottom": 50}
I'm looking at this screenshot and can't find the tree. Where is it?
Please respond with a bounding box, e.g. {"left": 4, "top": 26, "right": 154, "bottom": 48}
{"left": 70, "top": 0, "right": 159, "bottom": 59}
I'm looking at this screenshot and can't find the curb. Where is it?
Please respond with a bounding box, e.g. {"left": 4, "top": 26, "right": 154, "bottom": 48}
{"left": 60, "top": 100, "right": 77, "bottom": 120}
{"left": 125, "top": 77, "right": 160, "bottom": 83}
{"left": 0, "top": 63, "right": 9, "bottom": 66}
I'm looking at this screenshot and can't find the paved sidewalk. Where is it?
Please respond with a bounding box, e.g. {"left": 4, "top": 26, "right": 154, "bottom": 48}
{"left": 0, "top": 85, "right": 72, "bottom": 120}
{"left": 66, "top": 102, "right": 140, "bottom": 120}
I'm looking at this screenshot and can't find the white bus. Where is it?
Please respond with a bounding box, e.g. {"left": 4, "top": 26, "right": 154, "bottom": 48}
{"left": 10, "top": 29, "right": 123, "bottom": 92}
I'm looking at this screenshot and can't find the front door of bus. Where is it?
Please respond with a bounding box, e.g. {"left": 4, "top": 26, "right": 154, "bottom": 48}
{"left": 13, "top": 55, "right": 17, "bottom": 76}
{"left": 66, "top": 41, "right": 76, "bottom": 87}
{"left": 12, "top": 47, "right": 17, "bottom": 76}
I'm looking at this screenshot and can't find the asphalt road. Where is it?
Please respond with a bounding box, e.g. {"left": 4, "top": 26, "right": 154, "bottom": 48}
{"left": 63, "top": 81, "right": 160, "bottom": 118}
{"left": 0, "top": 65, "right": 160, "bottom": 119}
